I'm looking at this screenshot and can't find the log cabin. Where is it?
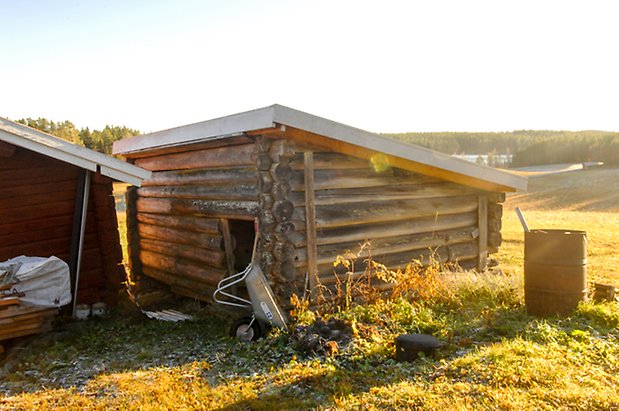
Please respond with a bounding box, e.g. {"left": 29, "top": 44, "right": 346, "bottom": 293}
{"left": 113, "top": 105, "right": 527, "bottom": 305}
{"left": 0, "top": 117, "right": 151, "bottom": 308}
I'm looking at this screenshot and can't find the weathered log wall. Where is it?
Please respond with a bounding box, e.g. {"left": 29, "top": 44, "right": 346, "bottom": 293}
{"left": 126, "top": 135, "right": 505, "bottom": 305}
{"left": 127, "top": 142, "right": 260, "bottom": 300}
{"left": 282, "top": 147, "right": 504, "bottom": 296}
{"left": 0, "top": 145, "right": 125, "bottom": 305}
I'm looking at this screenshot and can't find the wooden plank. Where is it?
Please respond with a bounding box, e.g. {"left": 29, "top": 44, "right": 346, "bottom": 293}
{"left": 0, "top": 305, "right": 57, "bottom": 319}
{"left": 303, "top": 151, "right": 318, "bottom": 301}
{"left": 1, "top": 200, "right": 76, "bottom": 225}
{"left": 0, "top": 297, "right": 20, "bottom": 308}
{"left": 0, "top": 140, "right": 16, "bottom": 157}
{"left": 134, "top": 143, "right": 255, "bottom": 171}
{"left": 220, "top": 218, "right": 236, "bottom": 275}
{"left": 478, "top": 195, "right": 488, "bottom": 271}
{"left": 0, "top": 179, "right": 76, "bottom": 199}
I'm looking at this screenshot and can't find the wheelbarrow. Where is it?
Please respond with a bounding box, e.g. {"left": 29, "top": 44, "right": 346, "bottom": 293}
{"left": 212, "top": 222, "right": 288, "bottom": 341}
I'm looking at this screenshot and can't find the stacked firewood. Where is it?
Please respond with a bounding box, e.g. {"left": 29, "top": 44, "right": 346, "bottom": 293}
{"left": 0, "top": 285, "right": 58, "bottom": 350}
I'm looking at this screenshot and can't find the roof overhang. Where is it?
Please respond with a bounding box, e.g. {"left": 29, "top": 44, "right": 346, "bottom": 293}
{"left": 113, "top": 105, "right": 527, "bottom": 192}
{"left": 1, "top": 117, "right": 151, "bottom": 186}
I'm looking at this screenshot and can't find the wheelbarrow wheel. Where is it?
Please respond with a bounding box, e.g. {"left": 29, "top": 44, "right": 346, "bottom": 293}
{"left": 230, "top": 316, "right": 262, "bottom": 341}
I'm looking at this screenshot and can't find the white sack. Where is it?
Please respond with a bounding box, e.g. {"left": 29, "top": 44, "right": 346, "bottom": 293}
{"left": 0, "top": 255, "right": 71, "bottom": 307}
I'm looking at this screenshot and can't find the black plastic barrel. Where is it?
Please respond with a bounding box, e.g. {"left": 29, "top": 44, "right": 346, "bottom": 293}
{"left": 524, "top": 229, "right": 587, "bottom": 316}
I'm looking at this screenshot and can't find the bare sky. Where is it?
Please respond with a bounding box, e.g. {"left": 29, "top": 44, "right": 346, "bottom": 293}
{"left": 1, "top": 0, "right": 618, "bottom": 133}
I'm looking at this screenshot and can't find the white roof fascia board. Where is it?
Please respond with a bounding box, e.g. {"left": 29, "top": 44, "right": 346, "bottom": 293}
{"left": 99, "top": 165, "right": 145, "bottom": 187}
{"left": 270, "top": 105, "right": 528, "bottom": 191}
{"left": 0, "top": 129, "right": 98, "bottom": 172}
{"left": 0, "top": 118, "right": 151, "bottom": 186}
{"left": 112, "top": 106, "right": 277, "bottom": 155}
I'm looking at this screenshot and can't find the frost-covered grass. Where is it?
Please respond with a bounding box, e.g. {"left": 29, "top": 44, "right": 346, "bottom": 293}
{"left": 2, "top": 169, "right": 618, "bottom": 410}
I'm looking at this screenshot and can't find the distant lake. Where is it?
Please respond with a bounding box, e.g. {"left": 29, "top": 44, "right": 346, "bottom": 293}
{"left": 452, "top": 154, "right": 513, "bottom": 168}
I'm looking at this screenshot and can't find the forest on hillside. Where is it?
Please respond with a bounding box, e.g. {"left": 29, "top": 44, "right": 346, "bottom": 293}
{"left": 387, "top": 130, "right": 619, "bottom": 167}
{"left": 15, "top": 117, "right": 140, "bottom": 155}
{"left": 15, "top": 117, "right": 619, "bottom": 168}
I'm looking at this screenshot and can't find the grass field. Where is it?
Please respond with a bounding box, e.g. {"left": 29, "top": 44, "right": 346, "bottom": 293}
{"left": 1, "top": 168, "right": 618, "bottom": 410}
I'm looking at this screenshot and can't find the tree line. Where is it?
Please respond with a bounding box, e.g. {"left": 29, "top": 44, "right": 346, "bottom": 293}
{"left": 386, "top": 130, "right": 619, "bottom": 167}
{"left": 15, "top": 116, "right": 619, "bottom": 167}
{"left": 15, "top": 117, "right": 140, "bottom": 155}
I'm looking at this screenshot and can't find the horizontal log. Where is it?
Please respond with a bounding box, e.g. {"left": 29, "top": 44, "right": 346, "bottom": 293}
{"left": 137, "top": 184, "right": 258, "bottom": 202}
{"left": 124, "top": 135, "right": 255, "bottom": 160}
{"left": 290, "top": 152, "right": 371, "bottom": 170}
{"left": 136, "top": 213, "right": 220, "bottom": 235}
{"left": 290, "top": 168, "right": 440, "bottom": 191}
{"left": 293, "top": 212, "right": 477, "bottom": 247}
{"left": 308, "top": 196, "right": 479, "bottom": 229}
{"left": 315, "top": 242, "right": 479, "bottom": 284}
{"left": 142, "top": 167, "right": 257, "bottom": 187}
{"left": 135, "top": 143, "right": 255, "bottom": 171}
{"left": 140, "top": 251, "right": 226, "bottom": 285}
{"left": 142, "top": 266, "right": 215, "bottom": 294}
{"left": 140, "top": 238, "right": 226, "bottom": 269}
{"left": 136, "top": 197, "right": 259, "bottom": 219}
{"left": 290, "top": 182, "right": 478, "bottom": 207}
{"left": 295, "top": 226, "right": 478, "bottom": 267}
{"left": 138, "top": 223, "right": 223, "bottom": 250}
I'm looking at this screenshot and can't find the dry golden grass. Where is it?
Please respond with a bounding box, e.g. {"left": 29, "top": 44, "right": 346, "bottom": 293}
{"left": 499, "top": 167, "right": 619, "bottom": 285}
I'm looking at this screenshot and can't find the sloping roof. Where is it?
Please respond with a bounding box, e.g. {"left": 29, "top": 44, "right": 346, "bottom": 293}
{"left": 112, "top": 104, "right": 527, "bottom": 192}
{"left": 0, "top": 117, "right": 151, "bottom": 186}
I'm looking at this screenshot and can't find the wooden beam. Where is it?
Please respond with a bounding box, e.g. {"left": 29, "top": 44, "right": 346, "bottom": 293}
{"left": 72, "top": 170, "right": 91, "bottom": 317}
{"left": 303, "top": 151, "right": 318, "bottom": 301}
{"left": 220, "top": 218, "right": 236, "bottom": 275}
{"left": 478, "top": 195, "right": 488, "bottom": 271}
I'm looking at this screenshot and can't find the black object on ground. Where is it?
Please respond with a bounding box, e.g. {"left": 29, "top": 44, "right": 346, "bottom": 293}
{"left": 395, "top": 333, "right": 442, "bottom": 362}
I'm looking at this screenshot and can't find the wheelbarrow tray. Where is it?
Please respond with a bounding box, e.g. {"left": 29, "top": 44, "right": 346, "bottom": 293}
{"left": 244, "top": 264, "right": 287, "bottom": 330}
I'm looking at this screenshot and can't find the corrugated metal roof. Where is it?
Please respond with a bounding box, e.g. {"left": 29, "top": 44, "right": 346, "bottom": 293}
{"left": 0, "top": 117, "right": 151, "bottom": 186}
{"left": 113, "top": 104, "right": 526, "bottom": 191}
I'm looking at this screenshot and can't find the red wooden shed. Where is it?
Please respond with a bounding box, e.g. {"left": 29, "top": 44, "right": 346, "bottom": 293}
{"left": 0, "top": 117, "right": 151, "bottom": 308}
